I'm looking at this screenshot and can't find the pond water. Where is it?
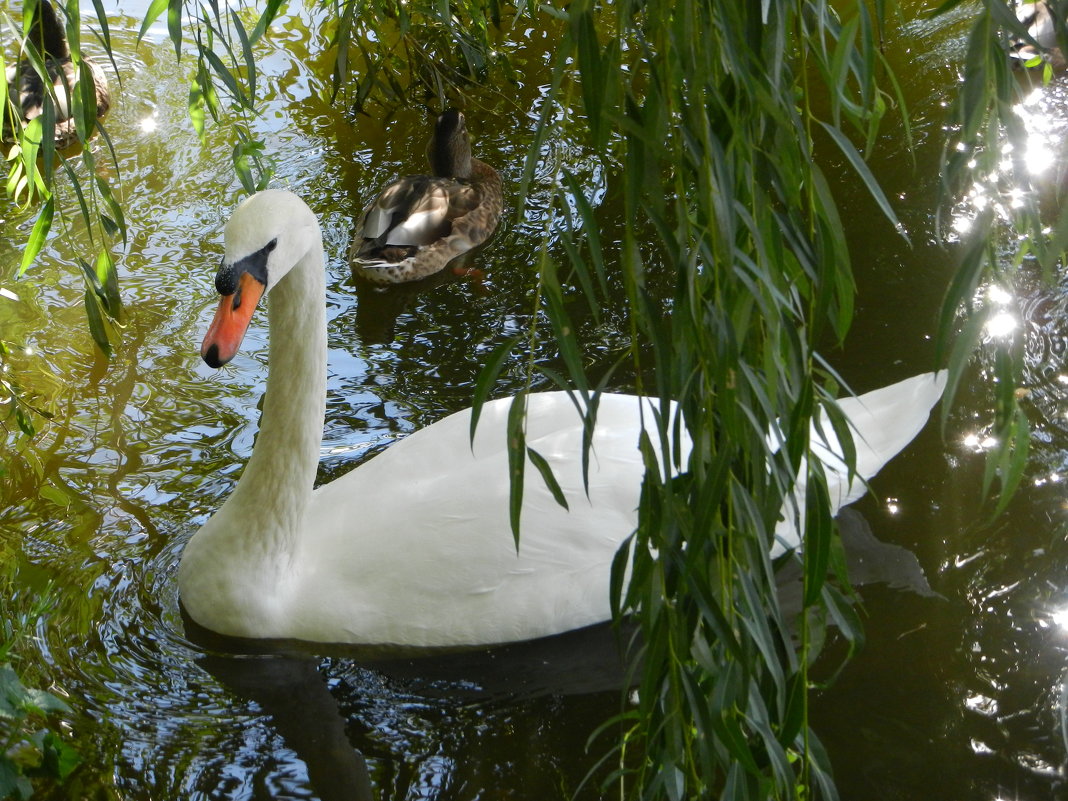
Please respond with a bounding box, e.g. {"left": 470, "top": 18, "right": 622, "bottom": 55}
{"left": 2, "top": 0, "right": 1068, "bottom": 798}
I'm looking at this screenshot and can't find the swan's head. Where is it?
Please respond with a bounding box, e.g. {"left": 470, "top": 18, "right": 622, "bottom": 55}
{"left": 201, "top": 190, "right": 320, "bottom": 368}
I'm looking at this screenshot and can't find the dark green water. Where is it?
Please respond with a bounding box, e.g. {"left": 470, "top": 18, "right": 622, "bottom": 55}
{"left": 2, "top": 1, "right": 1068, "bottom": 798}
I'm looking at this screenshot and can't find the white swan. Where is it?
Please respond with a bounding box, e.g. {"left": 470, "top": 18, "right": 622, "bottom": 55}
{"left": 180, "top": 190, "right": 946, "bottom": 648}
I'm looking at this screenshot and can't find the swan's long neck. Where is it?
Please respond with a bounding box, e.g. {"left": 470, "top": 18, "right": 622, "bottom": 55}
{"left": 219, "top": 240, "right": 327, "bottom": 565}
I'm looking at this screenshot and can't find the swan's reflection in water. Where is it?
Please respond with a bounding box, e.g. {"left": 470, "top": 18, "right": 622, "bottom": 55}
{"left": 195, "top": 648, "right": 375, "bottom": 801}
{"left": 185, "top": 508, "right": 936, "bottom": 800}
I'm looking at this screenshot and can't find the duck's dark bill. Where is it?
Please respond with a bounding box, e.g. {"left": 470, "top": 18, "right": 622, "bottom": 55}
{"left": 201, "top": 271, "right": 265, "bottom": 368}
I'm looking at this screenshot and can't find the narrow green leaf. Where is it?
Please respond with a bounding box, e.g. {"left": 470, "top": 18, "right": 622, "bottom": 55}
{"left": 58, "top": 155, "right": 94, "bottom": 247}
{"left": 82, "top": 288, "right": 112, "bottom": 357}
{"left": 232, "top": 138, "right": 271, "bottom": 194}
{"left": 95, "top": 249, "right": 120, "bottom": 318}
{"left": 526, "top": 447, "right": 568, "bottom": 511}
{"left": 73, "top": 60, "right": 99, "bottom": 142}
{"left": 506, "top": 392, "right": 527, "bottom": 549}
{"left": 14, "top": 406, "right": 35, "bottom": 437}
{"left": 250, "top": 0, "right": 286, "bottom": 43}
{"left": 188, "top": 80, "right": 206, "bottom": 139}
{"left": 608, "top": 534, "right": 633, "bottom": 620}
{"left": 469, "top": 337, "right": 519, "bottom": 446}
{"left": 802, "top": 472, "right": 833, "bottom": 607}
{"left": 561, "top": 169, "right": 609, "bottom": 299}
{"left": 137, "top": 0, "right": 170, "bottom": 43}
{"left": 230, "top": 10, "right": 256, "bottom": 101}
{"left": 39, "top": 96, "right": 55, "bottom": 186}
{"left": 203, "top": 49, "right": 249, "bottom": 108}
{"left": 19, "top": 118, "right": 42, "bottom": 193}
{"left": 94, "top": 174, "right": 127, "bottom": 245}
{"left": 539, "top": 251, "right": 588, "bottom": 391}
{"left": 818, "top": 120, "right": 907, "bottom": 243}
{"left": 992, "top": 408, "right": 1030, "bottom": 516}
{"left": 89, "top": 0, "right": 112, "bottom": 52}
{"left": 166, "top": 0, "right": 182, "bottom": 59}
{"left": 18, "top": 196, "right": 54, "bottom": 277}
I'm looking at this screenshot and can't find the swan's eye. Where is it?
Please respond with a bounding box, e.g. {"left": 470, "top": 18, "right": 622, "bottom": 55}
{"left": 265, "top": 238, "right": 277, "bottom": 253}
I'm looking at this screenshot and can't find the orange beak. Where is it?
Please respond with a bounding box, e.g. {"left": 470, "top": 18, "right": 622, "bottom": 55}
{"left": 200, "top": 271, "right": 266, "bottom": 368}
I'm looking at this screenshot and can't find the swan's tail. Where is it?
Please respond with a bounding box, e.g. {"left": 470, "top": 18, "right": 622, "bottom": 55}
{"left": 774, "top": 370, "right": 946, "bottom": 554}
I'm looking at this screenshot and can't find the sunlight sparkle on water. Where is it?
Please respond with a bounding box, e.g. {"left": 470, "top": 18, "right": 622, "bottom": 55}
{"left": 964, "top": 693, "right": 997, "bottom": 715}
{"left": 1025, "top": 136, "right": 1056, "bottom": 175}
{"left": 140, "top": 115, "right": 158, "bottom": 133}
{"left": 1014, "top": 89, "right": 1059, "bottom": 176}
{"left": 1051, "top": 606, "right": 1068, "bottom": 630}
{"left": 985, "top": 311, "right": 1017, "bottom": 339}
{"left": 1034, "top": 472, "right": 1062, "bottom": 487}
{"left": 987, "top": 285, "right": 1013, "bottom": 305}
{"left": 963, "top": 433, "right": 999, "bottom": 451}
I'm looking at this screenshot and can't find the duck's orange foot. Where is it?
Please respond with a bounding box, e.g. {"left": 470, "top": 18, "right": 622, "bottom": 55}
{"left": 451, "top": 265, "right": 485, "bottom": 279}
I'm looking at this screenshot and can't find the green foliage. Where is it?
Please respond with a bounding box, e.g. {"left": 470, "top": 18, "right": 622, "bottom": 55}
{"left": 139, "top": 0, "right": 278, "bottom": 188}
{"left": 0, "top": 339, "right": 53, "bottom": 440}
{"left": 0, "top": 666, "right": 81, "bottom": 800}
{"left": 935, "top": 0, "right": 1068, "bottom": 511}
{"left": 1, "top": 0, "right": 125, "bottom": 357}
{"left": 323, "top": 0, "right": 519, "bottom": 114}
{"left": 504, "top": 0, "right": 907, "bottom": 796}
{"left": 0, "top": 586, "right": 80, "bottom": 800}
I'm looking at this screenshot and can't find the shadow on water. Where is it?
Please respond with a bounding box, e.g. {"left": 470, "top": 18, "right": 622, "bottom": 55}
{"left": 178, "top": 508, "right": 937, "bottom": 801}
{"left": 184, "top": 613, "right": 635, "bottom": 799}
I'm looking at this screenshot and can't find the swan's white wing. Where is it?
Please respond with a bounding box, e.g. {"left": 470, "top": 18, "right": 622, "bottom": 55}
{"left": 297, "top": 392, "right": 680, "bottom": 646}
{"left": 288, "top": 376, "right": 940, "bottom": 645}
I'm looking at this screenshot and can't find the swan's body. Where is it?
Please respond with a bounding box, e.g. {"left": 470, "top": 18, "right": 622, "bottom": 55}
{"left": 181, "top": 190, "right": 945, "bottom": 648}
{"left": 349, "top": 110, "right": 502, "bottom": 285}
{"left": 4, "top": 0, "right": 110, "bottom": 147}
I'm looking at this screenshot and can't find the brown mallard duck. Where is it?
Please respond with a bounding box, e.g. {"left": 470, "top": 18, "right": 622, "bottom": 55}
{"left": 5, "top": 0, "right": 110, "bottom": 148}
{"left": 1011, "top": 1, "right": 1065, "bottom": 68}
{"left": 349, "top": 109, "right": 503, "bottom": 285}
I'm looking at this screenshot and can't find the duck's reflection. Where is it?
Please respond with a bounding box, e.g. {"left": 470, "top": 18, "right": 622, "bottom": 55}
{"left": 351, "top": 251, "right": 487, "bottom": 345}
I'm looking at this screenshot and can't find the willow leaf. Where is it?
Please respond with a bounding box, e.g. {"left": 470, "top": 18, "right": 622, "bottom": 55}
{"left": 506, "top": 391, "right": 527, "bottom": 549}
{"left": 469, "top": 336, "right": 519, "bottom": 446}
{"left": 818, "top": 120, "right": 907, "bottom": 243}
{"left": 18, "top": 196, "right": 54, "bottom": 277}
{"left": 526, "top": 447, "right": 568, "bottom": 511}
{"left": 137, "top": 0, "right": 169, "bottom": 43}
{"left": 82, "top": 288, "right": 111, "bottom": 357}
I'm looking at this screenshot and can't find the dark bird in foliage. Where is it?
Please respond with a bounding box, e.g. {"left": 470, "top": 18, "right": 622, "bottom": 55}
{"left": 1011, "top": 1, "right": 1065, "bottom": 69}
{"left": 5, "top": 0, "right": 110, "bottom": 148}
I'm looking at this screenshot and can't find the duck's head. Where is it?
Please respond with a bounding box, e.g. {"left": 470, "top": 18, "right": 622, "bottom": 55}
{"left": 201, "top": 190, "right": 319, "bottom": 368}
{"left": 429, "top": 109, "right": 473, "bottom": 179}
